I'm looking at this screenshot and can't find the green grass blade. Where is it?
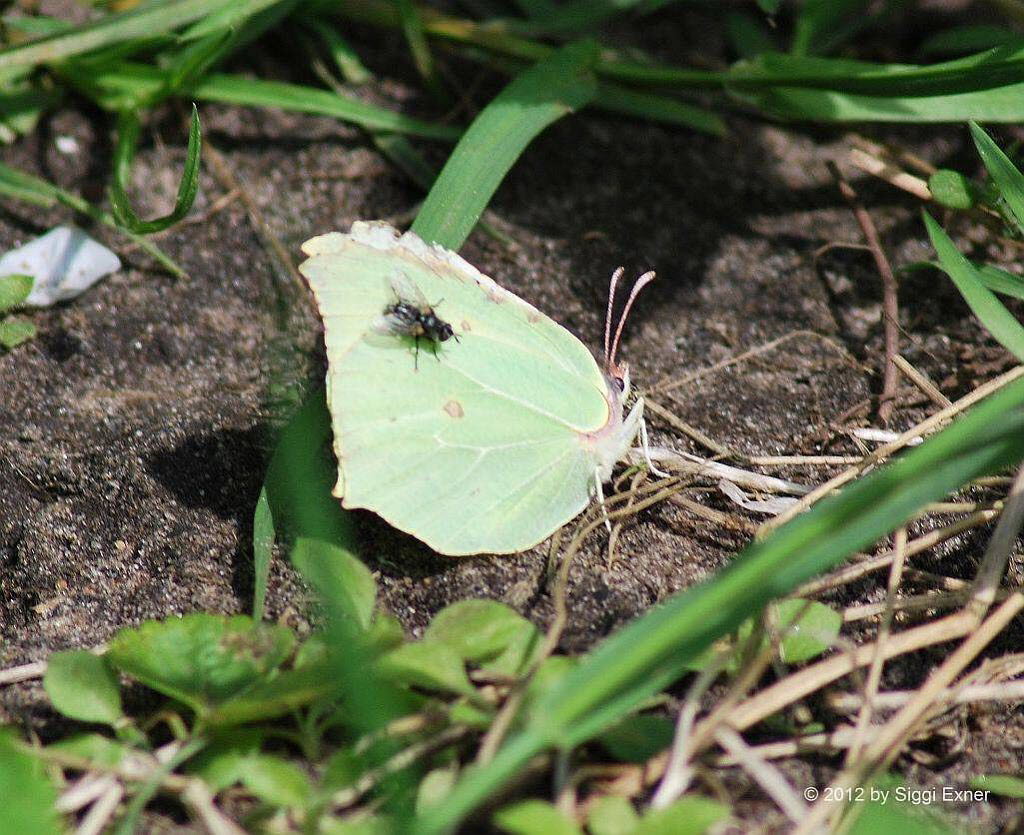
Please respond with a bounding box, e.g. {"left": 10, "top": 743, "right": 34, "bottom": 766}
{"left": 735, "top": 80, "right": 1024, "bottom": 123}
{"left": 977, "top": 264, "right": 1024, "bottom": 300}
{"left": 417, "top": 375, "right": 1024, "bottom": 833}
{"left": 252, "top": 486, "right": 274, "bottom": 622}
{"left": 924, "top": 211, "right": 1024, "bottom": 361}
{"left": 412, "top": 40, "right": 598, "bottom": 250}
{"left": 595, "top": 82, "right": 725, "bottom": 135}
{"left": 509, "top": 0, "right": 646, "bottom": 34}
{"left": 397, "top": 0, "right": 443, "bottom": 96}
{"left": 177, "top": 0, "right": 291, "bottom": 41}
{"left": 302, "top": 18, "right": 373, "bottom": 84}
{"left": 109, "top": 105, "right": 201, "bottom": 234}
{"left": 970, "top": 121, "right": 1024, "bottom": 234}
{"left": 190, "top": 73, "right": 461, "bottom": 140}
{"left": 0, "top": 161, "right": 185, "bottom": 277}
{"left": 0, "top": 0, "right": 275, "bottom": 71}
{"left": 262, "top": 388, "right": 354, "bottom": 548}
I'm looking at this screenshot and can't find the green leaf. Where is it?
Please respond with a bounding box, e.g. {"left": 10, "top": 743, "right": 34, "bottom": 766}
{"left": 412, "top": 40, "right": 599, "bottom": 250}
{"left": 203, "top": 665, "right": 331, "bottom": 727}
{"left": 765, "top": 599, "right": 841, "bottom": 663}
{"left": 291, "top": 537, "right": 377, "bottom": 631}
{"left": 423, "top": 600, "right": 538, "bottom": 664}
{"left": 235, "top": 754, "right": 311, "bottom": 808}
{"left": 106, "top": 614, "right": 295, "bottom": 719}
{"left": 587, "top": 795, "right": 639, "bottom": 835}
{"left": 48, "top": 733, "right": 131, "bottom": 768}
{"left": 924, "top": 211, "right": 1024, "bottom": 361}
{"left": 187, "top": 728, "right": 265, "bottom": 792}
{"left": 109, "top": 105, "right": 201, "bottom": 234}
{"left": 928, "top": 169, "right": 976, "bottom": 209}
{"left": 633, "top": 796, "right": 728, "bottom": 835}
{"left": 970, "top": 121, "right": 1024, "bottom": 234}
{"left": 0, "top": 318, "right": 36, "bottom": 349}
{"left": 493, "top": 799, "right": 583, "bottom": 835}
{"left": 596, "top": 714, "right": 675, "bottom": 762}
{"left": 970, "top": 774, "right": 1024, "bottom": 798}
{"left": 376, "top": 641, "right": 475, "bottom": 697}
{"left": 0, "top": 274, "right": 33, "bottom": 311}
{"left": 252, "top": 486, "right": 274, "bottom": 621}
{"left": 43, "top": 650, "right": 123, "bottom": 726}
{"left": 0, "top": 730, "right": 60, "bottom": 835}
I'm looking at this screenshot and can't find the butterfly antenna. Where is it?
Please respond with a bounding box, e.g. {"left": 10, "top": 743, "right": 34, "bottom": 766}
{"left": 609, "top": 270, "right": 656, "bottom": 369}
{"left": 604, "top": 267, "right": 625, "bottom": 366}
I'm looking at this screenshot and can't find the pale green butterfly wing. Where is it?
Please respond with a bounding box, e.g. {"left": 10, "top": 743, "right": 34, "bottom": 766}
{"left": 300, "top": 221, "right": 633, "bottom": 556}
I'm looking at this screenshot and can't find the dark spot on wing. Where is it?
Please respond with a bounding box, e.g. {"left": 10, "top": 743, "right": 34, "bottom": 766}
{"left": 443, "top": 400, "right": 464, "bottom": 419}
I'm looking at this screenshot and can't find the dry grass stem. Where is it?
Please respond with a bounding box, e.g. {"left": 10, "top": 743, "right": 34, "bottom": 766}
{"left": 845, "top": 527, "right": 908, "bottom": 767}
{"left": 714, "top": 725, "right": 808, "bottom": 823}
{"left": 761, "top": 363, "right": 1024, "bottom": 535}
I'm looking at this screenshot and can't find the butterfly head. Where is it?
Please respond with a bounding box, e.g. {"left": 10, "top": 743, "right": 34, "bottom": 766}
{"left": 603, "top": 267, "right": 655, "bottom": 397}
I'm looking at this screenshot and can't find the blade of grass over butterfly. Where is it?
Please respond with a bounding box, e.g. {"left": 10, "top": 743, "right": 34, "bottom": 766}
{"left": 412, "top": 40, "right": 598, "bottom": 250}
{"left": 417, "top": 376, "right": 1024, "bottom": 833}
{"left": 924, "top": 211, "right": 1024, "bottom": 361}
{"left": 263, "top": 387, "right": 355, "bottom": 549}
{"left": 0, "top": 162, "right": 185, "bottom": 277}
{"left": 970, "top": 121, "right": 1024, "bottom": 234}
{"left": 252, "top": 487, "right": 274, "bottom": 622}
{"left": 0, "top": 0, "right": 284, "bottom": 72}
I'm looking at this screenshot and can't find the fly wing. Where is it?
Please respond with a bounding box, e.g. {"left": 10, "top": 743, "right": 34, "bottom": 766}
{"left": 387, "top": 270, "right": 430, "bottom": 310}
{"left": 370, "top": 311, "right": 410, "bottom": 336}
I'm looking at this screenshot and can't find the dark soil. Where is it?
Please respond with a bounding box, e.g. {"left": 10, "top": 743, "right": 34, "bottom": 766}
{"left": 2, "top": 8, "right": 1024, "bottom": 833}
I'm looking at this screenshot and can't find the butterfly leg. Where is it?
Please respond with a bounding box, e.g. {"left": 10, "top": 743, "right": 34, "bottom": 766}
{"left": 640, "top": 416, "right": 670, "bottom": 478}
{"left": 594, "top": 466, "right": 613, "bottom": 534}
{"left": 413, "top": 336, "right": 420, "bottom": 371}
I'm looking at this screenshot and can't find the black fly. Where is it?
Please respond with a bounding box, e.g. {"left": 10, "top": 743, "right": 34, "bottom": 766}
{"left": 373, "top": 272, "right": 459, "bottom": 369}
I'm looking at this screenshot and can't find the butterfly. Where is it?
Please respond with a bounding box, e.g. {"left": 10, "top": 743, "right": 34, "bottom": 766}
{"left": 300, "top": 221, "right": 656, "bottom": 556}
